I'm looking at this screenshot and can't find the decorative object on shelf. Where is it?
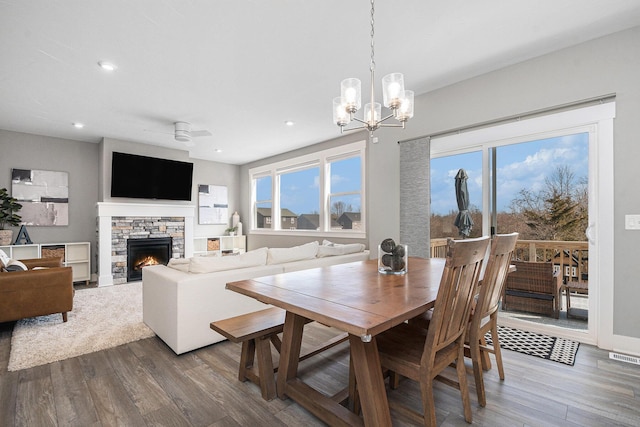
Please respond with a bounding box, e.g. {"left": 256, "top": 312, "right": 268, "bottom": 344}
{"left": 236, "top": 221, "right": 243, "bottom": 236}
{"left": 198, "top": 184, "right": 228, "bottom": 224}
{"left": 333, "top": 0, "right": 414, "bottom": 140}
{"left": 0, "top": 187, "right": 22, "bottom": 245}
{"left": 11, "top": 169, "right": 69, "bottom": 226}
{"left": 232, "top": 211, "right": 240, "bottom": 228}
{"left": 378, "top": 238, "right": 408, "bottom": 275}
{"left": 225, "top": 226, "right": 238, "bottom": 237}
{"left": 13, "top": 225, "right": 32, "bottom": 245}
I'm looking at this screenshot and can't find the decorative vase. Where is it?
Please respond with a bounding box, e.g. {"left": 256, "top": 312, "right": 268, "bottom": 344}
{"left": 378, "top": 241, "right": 408, "bottom": 275}
{"left": 232, "top": 211, "right": 240, "bottom": 228}
{"left": 0, "top": 230, "right": 13, "bottom": 246}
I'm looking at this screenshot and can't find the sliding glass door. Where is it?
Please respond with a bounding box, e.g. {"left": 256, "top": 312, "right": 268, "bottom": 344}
{"left": 428, "top": 102, "right": 617, "bottom": 344}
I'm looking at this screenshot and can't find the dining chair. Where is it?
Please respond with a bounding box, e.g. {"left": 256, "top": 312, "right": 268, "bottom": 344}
{"left": 375, "top": 236, "right": 490, "bottom": 426}
{"left": 467, "top": 232, "right": 518, "bottom": 407}
{"left": 407, "top": 233, "right": 519, "bottom": 407}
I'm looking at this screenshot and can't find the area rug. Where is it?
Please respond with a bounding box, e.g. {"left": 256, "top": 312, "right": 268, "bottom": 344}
{"left": 485, "top": 326, "right": 579, "bottom": 366}
{"left": 8, "top": 282, "right": 155, "bottom": 371}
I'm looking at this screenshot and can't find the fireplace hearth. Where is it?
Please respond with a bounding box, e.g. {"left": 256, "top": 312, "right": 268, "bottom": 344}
{"left": 127, "top": 237, "right": 172, "bottom": 282}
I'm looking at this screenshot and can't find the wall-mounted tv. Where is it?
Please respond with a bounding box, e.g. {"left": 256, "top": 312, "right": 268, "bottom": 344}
{"left": 110, "top": 152, "right": 194, "bottom": 201}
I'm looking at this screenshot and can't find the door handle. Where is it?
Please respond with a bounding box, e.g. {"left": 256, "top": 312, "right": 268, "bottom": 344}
{"left": 585, "top": 224, "right": 595, "bottom": 245}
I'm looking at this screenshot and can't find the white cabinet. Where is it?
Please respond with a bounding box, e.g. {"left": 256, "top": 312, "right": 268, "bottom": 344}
{"left": 40, "top": 242, "right": 91, "bottom": 284}
{"left": 0, "top": 244, "right": 39, "bottom": 260}
{"left": 193, "top": 235, "right": 246, "bottom": 257}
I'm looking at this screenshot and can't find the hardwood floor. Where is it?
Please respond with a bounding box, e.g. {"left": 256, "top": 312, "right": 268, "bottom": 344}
{"left": 1, "top": 319, "right": 638, "bottom": 426}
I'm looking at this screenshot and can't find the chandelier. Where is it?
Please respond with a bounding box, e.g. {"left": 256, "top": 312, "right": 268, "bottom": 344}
{"left": 333, "top": 0, "right": 414, "bottom": 138}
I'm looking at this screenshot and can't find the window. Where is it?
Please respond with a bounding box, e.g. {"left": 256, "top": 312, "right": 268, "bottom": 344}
{"left": 250, "top": 140, "right": 366, "bottom": 235}
{"left": 255, "top": 175, "right": 272, "bottom": 229}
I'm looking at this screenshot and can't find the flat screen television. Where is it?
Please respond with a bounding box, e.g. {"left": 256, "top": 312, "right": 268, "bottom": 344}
{"left": 110, "top": 152, "right": 194, "bottom": 201}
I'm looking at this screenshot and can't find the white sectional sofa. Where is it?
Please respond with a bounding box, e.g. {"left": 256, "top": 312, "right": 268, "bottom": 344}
{"left": 143, "top": 241, "right": 369, "bottom": 354}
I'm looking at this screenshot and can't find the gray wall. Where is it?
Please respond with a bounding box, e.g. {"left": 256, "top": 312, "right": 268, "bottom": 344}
{"left": 0, "top": 132, "right": 243, "bottom": 274}
{"left": 0, "top": 129, "right": 100, "bottom": 264}
{"left": 241, "top": 26, "right": 640, "bottom": 340}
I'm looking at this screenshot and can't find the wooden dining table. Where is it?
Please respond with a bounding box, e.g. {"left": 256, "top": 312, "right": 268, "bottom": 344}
{"left": 226, "top": 257, "right": 446, "bottom": 427}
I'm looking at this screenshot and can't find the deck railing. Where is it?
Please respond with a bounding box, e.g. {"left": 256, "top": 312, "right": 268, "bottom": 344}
{"left": 430, "top": 238, "right": 588, "bottom": 284}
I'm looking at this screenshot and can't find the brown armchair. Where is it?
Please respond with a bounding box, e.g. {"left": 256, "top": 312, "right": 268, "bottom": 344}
{"left": 0, "top": 257, "right": 74, "bottom": 323}
{"left": 502, "top": 260, "right": 562, "bottom": 319}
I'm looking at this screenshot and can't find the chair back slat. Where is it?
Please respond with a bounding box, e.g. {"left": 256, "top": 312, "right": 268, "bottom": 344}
{"left": 475, "top": 233, "right": 519, "bottom": 321}
{"left": 424, "top": 236, "right": 490, "bottom": 358}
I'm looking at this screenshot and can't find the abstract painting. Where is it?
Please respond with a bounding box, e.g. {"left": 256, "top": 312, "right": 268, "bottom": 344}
{"left": 11, "top": 169, "right": 69, "bottom": 226}
{"left": 198, "top": 184, "right": 228, "bottom": 224}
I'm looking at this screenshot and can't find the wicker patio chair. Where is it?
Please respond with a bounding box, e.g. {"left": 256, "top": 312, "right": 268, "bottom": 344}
{"left": 502, "top": 260, "right": 562, "bottom": 319}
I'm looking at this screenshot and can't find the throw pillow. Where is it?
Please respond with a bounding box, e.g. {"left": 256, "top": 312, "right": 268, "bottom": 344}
{"left": 0, "top": 250, "right": 10, "bottom": 268}
{"left": 167, "top": 258, "right": 191, "bottom": 272}
{"left": 317, "top": 243, "right": 366, "bottom": 257}
{"left": 190, "top": 247, "right": 268, "bottom": 273}
{"left": 4, "top": 259, "right": 27, "bottom": 271}
{"left": 267, "top": 241, "right": 319, "bottom": 265}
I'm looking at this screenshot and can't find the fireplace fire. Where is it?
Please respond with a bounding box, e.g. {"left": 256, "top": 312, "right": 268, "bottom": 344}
{"left": 127, "top": 237, "right": 172, "bottom": 282}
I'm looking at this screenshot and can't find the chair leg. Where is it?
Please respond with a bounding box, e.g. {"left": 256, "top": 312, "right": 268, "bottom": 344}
{"left": 479, "top": 334, "right": 492, "bottom": 371}
{"left": 62, "top": 312, "right": 68, "bottom": 322}
{"left": 456, "top": 343, "right": 473, "bottom": 423}
{"left": 420, "top": 376, "right": 437, "bottom": 427}
{"left": 490, "top": 314, "right": 505, "bottom": 380}
{"left": 470, "top": 336, "right": 487, "bottom": 407}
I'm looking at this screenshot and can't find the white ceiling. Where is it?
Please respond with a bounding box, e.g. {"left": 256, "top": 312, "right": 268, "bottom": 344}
{"left": 2, "top": 1, "right": 640, "bottom": 165}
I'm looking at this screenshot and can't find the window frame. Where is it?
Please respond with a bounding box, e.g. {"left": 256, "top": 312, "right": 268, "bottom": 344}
{"left": 249, "top": 140, "right": 366, "bottom": 237}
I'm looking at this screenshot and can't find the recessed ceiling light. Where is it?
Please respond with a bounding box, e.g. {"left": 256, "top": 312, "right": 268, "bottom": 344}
{"left": 214, "top": 148, "right": 222, "bottom": 153}
{"left": 98, "top": 61, "right": 117, "bottom": 71}
{"left": 285, "top": 120, "right": 294, "bottom": 126}
{"left": 72, "top": 122, "right": 84, "bottom": 129}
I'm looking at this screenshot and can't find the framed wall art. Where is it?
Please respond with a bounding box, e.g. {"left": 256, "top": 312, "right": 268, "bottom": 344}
{"left": 198, "top": 184, "right": 228, "bottom": 224}
{"left": 11, "top": 168, "right": 69, "bottom": 226}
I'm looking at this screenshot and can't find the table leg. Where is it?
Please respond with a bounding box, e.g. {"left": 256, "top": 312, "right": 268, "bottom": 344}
{"left": 349, "top": 335, "right": 392, "bottom": 427}
{"left": 276, "top": 311, "right": 306, "bottom": 399}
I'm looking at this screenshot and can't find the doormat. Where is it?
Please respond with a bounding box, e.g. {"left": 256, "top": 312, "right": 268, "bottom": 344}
{"left": 484, "top": 326, "right": 579, "bottom": 366}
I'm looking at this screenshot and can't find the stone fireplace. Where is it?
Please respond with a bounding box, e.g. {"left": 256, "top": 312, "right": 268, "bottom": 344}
{"left": 97, "top": 203, "right": 195, "bottom": 286}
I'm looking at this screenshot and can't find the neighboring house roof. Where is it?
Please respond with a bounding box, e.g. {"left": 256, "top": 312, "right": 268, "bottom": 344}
{"left": 297, "top": 214, "right": 341, "bottom": 229}
{"left": 337, "top": 212, "right": 361, "bottom": 223}
{"left": 256, "top": 207, "right": 298, "bottom": 217}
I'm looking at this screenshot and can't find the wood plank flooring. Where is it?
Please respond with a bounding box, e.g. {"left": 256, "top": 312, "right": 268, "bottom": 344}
{"left": 1, "top": 319, "right": 638, "bottom": 426}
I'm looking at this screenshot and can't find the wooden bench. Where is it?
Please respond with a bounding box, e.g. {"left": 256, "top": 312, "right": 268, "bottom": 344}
{"left": 210, "top": 306, "right": 348, "bottom": 400}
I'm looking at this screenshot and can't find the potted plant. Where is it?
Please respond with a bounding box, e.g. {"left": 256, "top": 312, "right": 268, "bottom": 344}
{"left": 0, "top": 188, "right": 22, "bottom": 245}
{"left": 225, "top": 226, "right": 238, "bottom": 236}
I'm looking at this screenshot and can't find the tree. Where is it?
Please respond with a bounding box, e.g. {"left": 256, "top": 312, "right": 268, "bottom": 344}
{"left": 510, "top": 165, "right": 587, "bottom": 240}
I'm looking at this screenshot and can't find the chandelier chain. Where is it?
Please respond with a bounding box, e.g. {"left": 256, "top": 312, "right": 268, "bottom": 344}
{"left": 370, "top": 0, "right": 375, "bottom": 73}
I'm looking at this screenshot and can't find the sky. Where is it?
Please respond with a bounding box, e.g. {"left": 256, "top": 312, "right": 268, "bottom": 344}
{"left": 257, "top": 132, "right": 589, "bottom": 217}
{"left": 430, "top": 132, "right": 589, "bottom": 215}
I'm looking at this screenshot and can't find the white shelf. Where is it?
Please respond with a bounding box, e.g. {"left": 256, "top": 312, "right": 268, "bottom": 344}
{"left": 0, "top": 244, "right": 39, "bottom": 260}
{"left": 193, "top": 235, "right": 246, "bottom": 257}
{"left": 39, "top": 242, "right": 91, "bottom": 284}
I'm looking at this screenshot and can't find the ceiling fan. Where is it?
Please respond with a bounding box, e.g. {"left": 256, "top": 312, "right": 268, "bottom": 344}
{"left": 145, "top": 121, "right": 212, "bottom": 146}
{"left": 173, "top": 121, "right": 212, "bottom": 143}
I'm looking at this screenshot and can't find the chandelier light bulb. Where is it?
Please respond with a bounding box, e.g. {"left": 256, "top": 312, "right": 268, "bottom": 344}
{"left": 397, "top": 90, "right": 415, "bottom": 122}
{"left": 333, "top": 97, "right": 350, "bottom": 127}
{"left": 382, "top": 73, "right": 405, "bottom": 109}
{"left": 340, "top": 78, "right": 361, "bottom": 113}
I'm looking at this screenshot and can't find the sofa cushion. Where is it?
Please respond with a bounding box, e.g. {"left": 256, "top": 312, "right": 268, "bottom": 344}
{"left": 190, "top": 247, "right": 268, "bottom": 273}
{"left": 167, "top": 258, "right": 191, "bottom": 272}
{"left": 267, "top": 241, "right": 319, "bottom": 265}
{"left": 317, "top": 243, "right": 365, "bottom": 257}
